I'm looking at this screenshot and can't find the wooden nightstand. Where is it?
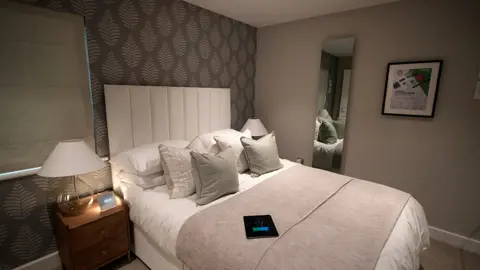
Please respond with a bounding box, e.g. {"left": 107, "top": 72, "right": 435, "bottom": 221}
{"left": 54, "top": 192, "right": 131, "bottom": 270}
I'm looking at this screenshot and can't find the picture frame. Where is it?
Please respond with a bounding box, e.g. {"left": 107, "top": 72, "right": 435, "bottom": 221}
{"left": 382, "top": 60, "right": 443, "bottom": 117}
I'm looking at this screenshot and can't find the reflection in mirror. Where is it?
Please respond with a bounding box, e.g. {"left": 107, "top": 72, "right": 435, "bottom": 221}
{"left": 312, "top": 37, "right": 355, "bottom": 174}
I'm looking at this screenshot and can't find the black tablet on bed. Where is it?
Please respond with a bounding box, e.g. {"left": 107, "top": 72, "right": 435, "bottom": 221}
{"left": 243, "top": 215, "right": 279, "bottom": 239}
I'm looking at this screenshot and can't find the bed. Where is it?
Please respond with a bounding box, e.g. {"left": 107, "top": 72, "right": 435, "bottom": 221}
{"left": 105, "top": 85, "right": 430, "bottom": 270}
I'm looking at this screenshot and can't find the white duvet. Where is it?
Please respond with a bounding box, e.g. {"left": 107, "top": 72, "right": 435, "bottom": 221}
{"left": 118, "top": 160, "right": 429, "bottom": 270}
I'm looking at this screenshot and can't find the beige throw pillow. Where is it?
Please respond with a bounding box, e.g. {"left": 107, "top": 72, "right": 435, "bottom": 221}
{"left": 240, "top": 132, "right": 283, "bottom": 175}
{"left": 214, "top": 129, "right": 251, "bottom": 173}
{"left": 158, "top": 145, "right": 196, "bottom": 199}
{"left": 191, "top": 147, "right": 239, "bottom": 205}
{"left": 187, "top": 129, "right": 245, "bottom": 154}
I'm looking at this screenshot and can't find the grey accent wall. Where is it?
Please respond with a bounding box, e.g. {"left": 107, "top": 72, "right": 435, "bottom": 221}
{"left": 256, "top": 0, "right": 480, "bottom": 237}
{"left": 1, "top": 0, "right": 256, "bottom": 268}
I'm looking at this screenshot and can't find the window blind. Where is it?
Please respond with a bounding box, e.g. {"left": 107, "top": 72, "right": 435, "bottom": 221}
{"left": 0, "top": 3, "right": 94, "bottom": 174}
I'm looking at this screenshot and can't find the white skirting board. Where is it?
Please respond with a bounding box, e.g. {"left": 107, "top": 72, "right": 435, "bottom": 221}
{"left": 429, "top": 226, "right": 480, "bottom": 254}
{"left": 14, "top": 227, "right": 480, "bottom": 269}
{"left": 14, "top": 251, "right": 61, "bottom": 270}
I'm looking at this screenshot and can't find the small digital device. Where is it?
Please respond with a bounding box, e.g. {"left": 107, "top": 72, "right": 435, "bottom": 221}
{"left": 98, "top": 191, "right": 117, "bottom": 211}
{"left": 243, "top": 215, "right": 279, "bottom": 239}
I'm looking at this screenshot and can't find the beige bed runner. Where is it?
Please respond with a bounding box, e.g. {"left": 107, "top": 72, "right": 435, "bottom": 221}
{"left": 176, "top": 165, "right": 411, "bottom": 270}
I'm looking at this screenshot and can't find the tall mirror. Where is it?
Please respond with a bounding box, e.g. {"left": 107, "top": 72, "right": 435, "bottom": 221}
{"left": 312, "top": 37, "right": 355, "bottom": 174}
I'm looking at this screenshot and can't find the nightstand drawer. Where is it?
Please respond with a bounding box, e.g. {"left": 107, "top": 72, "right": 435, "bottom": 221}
{"left": 56, "top": 192, "right": 131, "bottom": 269}
{"left": 73, "top": 233, "right": 129, "bottom": 270}
{"left": 70, "top": 211, "right": 126, "bottom": 252}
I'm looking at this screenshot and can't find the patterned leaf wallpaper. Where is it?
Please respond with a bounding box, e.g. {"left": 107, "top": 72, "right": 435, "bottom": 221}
{"left": 21, "top": 0, "right": 256, "bottom": 158}
{"left": 1, "top": 0, "right": 256, "bottom": 268}
{"left": 0, "top": 165, "right": 112, "bottom": 269}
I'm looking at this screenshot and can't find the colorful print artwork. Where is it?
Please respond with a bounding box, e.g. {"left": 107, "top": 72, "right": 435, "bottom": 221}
{"left": 383, "top": 61, "right": 442, "bottom": 117}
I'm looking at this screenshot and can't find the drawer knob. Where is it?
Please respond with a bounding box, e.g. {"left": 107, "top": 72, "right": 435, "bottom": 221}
{"left": 102, "top": 250, "right": 106, "bottom": 255}
{"left": 100, "top": 229, "right": 105, "bottom": 236}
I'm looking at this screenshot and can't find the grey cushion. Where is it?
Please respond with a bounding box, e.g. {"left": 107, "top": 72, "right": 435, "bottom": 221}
{"left": 318, "top": 119, "right": 338, "bottom": 144}
{"left": 214, "top": 134, "right": 251, "bottom": 173}
{"left": 240, "top": 132, "right": 283, "bottom": 175}
{"left": 191, "top": 147, "right": 239, "bottom": 205}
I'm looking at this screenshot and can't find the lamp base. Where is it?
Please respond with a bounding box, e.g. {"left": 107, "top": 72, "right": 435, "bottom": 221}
{"left": 57, "top": 176, "right": 94, "bottom": 216}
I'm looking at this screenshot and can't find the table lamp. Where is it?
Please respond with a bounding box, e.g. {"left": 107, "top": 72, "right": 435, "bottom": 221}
{"left": 241, "top": 118, "right": 268, "bottom": 139}
{"left": 38, "top": 139, "right": 105, "bottom": 216}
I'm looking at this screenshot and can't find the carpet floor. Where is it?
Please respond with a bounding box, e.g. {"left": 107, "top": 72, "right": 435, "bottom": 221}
{"left": 113, "top": 239, "right": 480, "bottom": 270}
{"left": 420, "top": 239, "right": 480, "bottom": 270}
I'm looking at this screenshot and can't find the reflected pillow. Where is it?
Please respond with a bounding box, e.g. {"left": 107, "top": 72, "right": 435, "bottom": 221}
{"left": 314, "top": 119, "right": 321, "bottom": 140}
{"left": 317, "top": 109, "right": 333, "bottom": 122}
{"left": 318, "top": 119, "right": 338, "bottom": 144}
{"left": 332, "top": 120, "right": 345, "bottom": 139}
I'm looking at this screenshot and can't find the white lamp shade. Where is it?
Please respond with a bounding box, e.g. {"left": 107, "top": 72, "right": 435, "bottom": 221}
{"left": 37, "top": 139, "right": 105, "bottom": 177}
{"left": 241, "top": 118, "right": 268, "bottom": 137}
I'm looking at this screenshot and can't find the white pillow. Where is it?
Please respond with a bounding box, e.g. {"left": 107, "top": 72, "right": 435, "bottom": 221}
{"left": 110, "top": 140, "right": 190, "bottom": 176}
{"left": 158, "top": 145, "right": 196, "bottom": 199}
{"left": 118, "top": 171, "right": 165, "bottom": 189}
{"left": 187, "top": 129, "right": 245, "bottom": 154}
{"left": 214, "top": 129, "right": 251, "bottom": 173}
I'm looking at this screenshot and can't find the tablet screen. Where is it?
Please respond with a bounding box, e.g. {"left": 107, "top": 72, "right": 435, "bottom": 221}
{"left": 243, "top": 215, "right": 279, "bottom": 239}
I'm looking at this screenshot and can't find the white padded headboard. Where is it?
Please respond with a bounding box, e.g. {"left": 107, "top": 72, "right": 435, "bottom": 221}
{"left": 104, "top": 85, "right": 231, "bottom": 156}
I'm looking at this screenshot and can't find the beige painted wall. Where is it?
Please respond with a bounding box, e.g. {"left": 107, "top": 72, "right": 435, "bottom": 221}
{"left": 255, "top": 0, "right": 480, "bottom": 237}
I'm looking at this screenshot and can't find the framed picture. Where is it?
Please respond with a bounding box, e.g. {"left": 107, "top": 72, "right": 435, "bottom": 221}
{"left": 382, "top": 60, "right": 443, "bottom": 117}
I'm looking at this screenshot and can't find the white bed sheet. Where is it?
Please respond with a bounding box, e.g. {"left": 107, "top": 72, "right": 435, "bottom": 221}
{"left": 118, "top": 160, "right": 429, "bottom": 270}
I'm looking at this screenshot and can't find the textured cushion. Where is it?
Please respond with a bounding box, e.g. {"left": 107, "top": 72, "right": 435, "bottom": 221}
{"left": 240, "top": 132, "right": 283, "bottom": 175}
{"left": 191, "top": 147, "right": 239, "bottom": 205}
{"left": 110, "top": 140, "right": 190, "bottom": 176}
{"left": 318, "top": 119, "right": 338, "bottom": 144}
{"left": 118, "top": 171, "right": 165, "bottom": 189}
{"left": 214, "top": 129, "right": 251, "bottom": 173}
{"left": 187, "top": 129, "right": 245, "bottom": 154}
{"left": 158, "top": 145, "right": 196, "bottom": 199}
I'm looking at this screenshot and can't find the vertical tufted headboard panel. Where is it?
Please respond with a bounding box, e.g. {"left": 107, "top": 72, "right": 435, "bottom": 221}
{"left": 104, "top": 85, "right": 231, "bottom": 157}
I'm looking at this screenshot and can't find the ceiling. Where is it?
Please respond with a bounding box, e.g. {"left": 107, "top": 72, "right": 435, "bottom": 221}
{"left": 323, "top": 37, "right": 355, "bottom": 57}
{"left": 184, "top": 0, "right": 400, "bottom": 27}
